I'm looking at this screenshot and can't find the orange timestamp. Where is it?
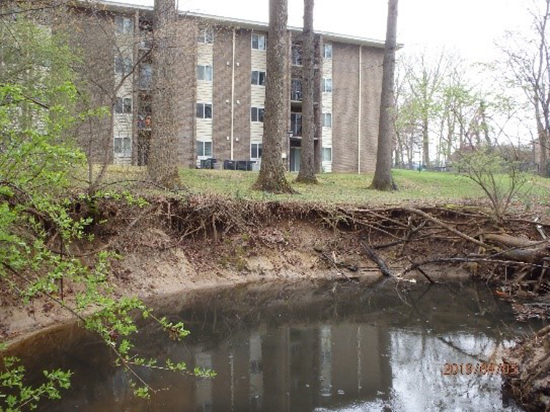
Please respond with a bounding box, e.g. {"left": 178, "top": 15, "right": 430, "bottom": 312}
{"left": 443, "top": 362, "right": 519, "bottom": 376}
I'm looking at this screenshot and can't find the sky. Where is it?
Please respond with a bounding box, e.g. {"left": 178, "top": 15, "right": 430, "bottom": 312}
{"left": 124, "top": 0, "right": 530, "bottom": 62}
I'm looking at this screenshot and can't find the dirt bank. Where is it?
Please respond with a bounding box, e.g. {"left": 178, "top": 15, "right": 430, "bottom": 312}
{"left": 0, "top": 218, "right": 385, "bottom": 343}
{"left": 1, "top": 197, "right": 482, "bottom": 343}
{"left": 2, "top": 195, "right": 550, "bottom": 410}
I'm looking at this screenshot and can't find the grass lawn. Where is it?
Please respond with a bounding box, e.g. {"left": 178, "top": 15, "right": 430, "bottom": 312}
{"left": 95, "top": 166, "right": 550, "bottom": 207}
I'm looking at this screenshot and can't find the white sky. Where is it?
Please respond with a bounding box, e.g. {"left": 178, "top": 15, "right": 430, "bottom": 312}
{"left": 126, "top": 0, "right": 530, "bottom": 62}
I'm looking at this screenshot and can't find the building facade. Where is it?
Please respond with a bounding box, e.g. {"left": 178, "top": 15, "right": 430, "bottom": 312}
{"left": 73, "top": 1, "right": 385, "bottom": 173}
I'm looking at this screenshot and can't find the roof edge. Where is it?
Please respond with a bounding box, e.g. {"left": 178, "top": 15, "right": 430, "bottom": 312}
{"left": 86, "top": 0, "right": 389, "bottom": 49}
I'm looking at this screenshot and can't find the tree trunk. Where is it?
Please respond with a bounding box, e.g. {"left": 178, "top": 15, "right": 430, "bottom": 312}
{"left": 253, "top": 0, "right": 294, "bottom": 193}
{"left": 148, "top": 0, "right": 181, "bottom": 189}
{"left": 296, "top": 0, "right": 317, "bottom": 184}
{"left": 371, "top": 0, "right": 398, "bottom": 191}
{"left": 538, "top": 123, "right": 548, "bottom": 176}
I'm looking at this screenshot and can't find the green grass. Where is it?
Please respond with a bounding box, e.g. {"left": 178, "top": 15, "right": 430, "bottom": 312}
{"left": 92, "top": 166, "right": 550, "bottom": 207}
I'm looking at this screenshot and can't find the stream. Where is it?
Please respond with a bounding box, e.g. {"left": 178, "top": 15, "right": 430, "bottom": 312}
{"left": 9, "top": 280, "right": 545, "bottom": 411}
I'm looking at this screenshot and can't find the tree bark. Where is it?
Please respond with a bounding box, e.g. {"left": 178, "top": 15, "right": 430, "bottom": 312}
{"left": 296, "top": 0, "right": 317, "bottom": 184}
{"left": 148, "top": 0, "right": 181, "bottom": 189}
{"left": 371, "top": 0, "right": 398, "bottom": 191}
{"left": 253, "top": 0, "right": 294, "bottom": 193}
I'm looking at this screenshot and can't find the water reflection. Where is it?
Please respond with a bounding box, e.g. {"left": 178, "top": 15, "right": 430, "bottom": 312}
{"left": 12, "top": 281, "right": 537, "bottom": 412}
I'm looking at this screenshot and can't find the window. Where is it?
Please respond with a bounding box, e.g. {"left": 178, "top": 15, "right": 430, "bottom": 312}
{"left": 196, "top": 103, "right": 213, "bottom": 119}
{"left": 322, "top": 78, "right": 332, "bottom": 93}
{"left": 291, "top": 43, "right": 302, "bottom": 65}
{"left": 291, "top": 79, "right": 302, "bottom": 101}
{"left": 139, "top": 64, "right": 152, "bottom": 89}
{"left": 114, "top": 135, "right": 131, "bottom": 156}
{"left": 198, "top": 65, "right": 213, "bottom": 81}
{"left": 322, "top": 113, "right": 332, "bottom": 128}
{"left": 323, "top": 43, "right": 333, "bottom": 59}
{"left": 251, "top": 33, "right": 266, "bottom": 50}
{"left": 196, "top": 141, "right": 212, "bottom": 157}
{"left": 290, "top": 113, "right": 302, "bottom": 136}
{"left": 251, "top": 143, "right": 263, "bottom": 159}
{"left": 197, "top": 141, "right": 212, "bottom": 157}
{"left": 322, "top": 147, "right": 332, "bottom": 162}
{"left": 115, "top": 97, "right": 132, "bottom": 114}
{"left": 250, "top": 107, "right": 265, "bottom": 122}
{"left": 115, "top": 16, "right": 133, "bottom": 35}
{"left": 198, "top": 27, "right": 213, "bottom": 44}
{"left": 251, "top": 70, "right": 266, "bottom": 86}
{"left": 115, "top": 56, "right": 132, "bottom": 75}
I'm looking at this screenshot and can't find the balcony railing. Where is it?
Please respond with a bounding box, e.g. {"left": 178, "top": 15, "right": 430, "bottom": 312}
{"left": 291, "top": 113, "right": 302, "bottom": 136}
{"left": 290, "top": 90, "right": 302, "bottom": 101}
{"left": 291, "top": 79, "right": 302, "bottom": 102}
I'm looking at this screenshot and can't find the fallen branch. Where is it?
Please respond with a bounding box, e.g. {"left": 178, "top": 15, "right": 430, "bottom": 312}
{"left": 401, "top": 207, "right": 493, "bottom": 250}
{"left": 360, "top": 241, "right": 393, "bottom": 277}
{"left": 398, "top": 257, "right": 547, "bottom": 277}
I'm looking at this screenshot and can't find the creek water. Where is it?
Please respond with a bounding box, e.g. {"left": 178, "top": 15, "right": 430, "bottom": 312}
{"left": 10, "top": 280, "right": 543, "bottom": 412}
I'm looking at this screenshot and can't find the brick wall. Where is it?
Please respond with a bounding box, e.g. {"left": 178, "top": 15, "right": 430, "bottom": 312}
{"left": 212, "top": 26, "right": 233, "bottom": 161}
{"left": 332, "top": 42, "right": 383, "bottom": 173}
{"left": 233, "top": 29, "right": 252, "bottom": 160}
{"left": 332, "top": 43, "right": 360, "bottom": 173}
{"left": 175, "top": 17, "right": 198, "bottom": 168}
{"left": 360, "top": 47, "right": 384, "bottom": 173}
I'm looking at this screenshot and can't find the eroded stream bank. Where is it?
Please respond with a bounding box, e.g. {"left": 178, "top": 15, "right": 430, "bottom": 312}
{"left": 2, "top": 197, "right": 550, "bottom": 410}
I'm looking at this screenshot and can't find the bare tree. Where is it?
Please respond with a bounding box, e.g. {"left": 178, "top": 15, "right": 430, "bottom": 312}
{"left": 147, "top": 0, "right": 181, "bottom": 188}
{"left": 62, "top": 4, "right": 152, "bottom": 192}
{"left": 252, "top": 0, "right": 294, "bottom": 193}
{"left": 296, "top": 0, "right": 317, "bottom": 184}
{"left": 499, "top": 0, "right": 550, "bottom": 176}
{"left": 371, "top": 0, "right": 398, "bottom": 191}
{"left": 405, "top": 52, "right": 449, "bottom": 168}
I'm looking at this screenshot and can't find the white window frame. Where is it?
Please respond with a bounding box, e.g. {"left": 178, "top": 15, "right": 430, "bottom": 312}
{"left": 322, "top": 147, "right": 332, "bottom": 162}
{"left": 196, "top": 141, "right": 213, "bottom": 158}
{"left": 198, "top": 27, "right": 214, "bottom": 44}
{"left": 322, "top": 113, "right": 332, "bottom": 128}
{"left": 251, "top": 70, "right": 266, "bottom": 86}
{"left": 250, "top": 143, "right": 263, "bottom": 160}
{"left": 322, "top": 78, "right": 333, "bottom": 93}
{"left": 196, "top": 103, "right": 213, "bottom": 119}
{"left": 323, "top": 43, "right": 333, "bottom": 59}
{"left": 197, "top": 65, "right": 213, "bottom": 81}
{"left": 115, "top": 16, "right": 133, "bottom": 35}
{"left": 114, "top": 134, "right": 131, "bottom": 157}
{"left": 115, "top": 97, "right": 132, "bottom": 114}
{"left": 251, "top": 33, "right": 266, "bottom": 51}
{"left": 250, "top": 107, "right": 265, "bottom": 123}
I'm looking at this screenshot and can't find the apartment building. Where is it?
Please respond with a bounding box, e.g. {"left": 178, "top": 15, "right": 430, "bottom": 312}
{"left": 73, "top": 1, "right": 385, "bottom": 173}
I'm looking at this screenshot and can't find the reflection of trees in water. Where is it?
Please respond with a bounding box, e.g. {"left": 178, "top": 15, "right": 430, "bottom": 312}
{"left": 158, "top": 280, "right": 520, "bottom": 346}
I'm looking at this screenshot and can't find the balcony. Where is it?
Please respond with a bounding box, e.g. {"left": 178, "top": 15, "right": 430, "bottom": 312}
{"left": 139, "top": 64, "right": 152, "bottom": 90}
{"left": 290, "top": 79, "right": 302, "bottom": 102}
{"left": 291, "top": 44, "right": 302, "bottom": 66}
{"left": 290, "top": 113, "right": 302, "bottom": 137}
